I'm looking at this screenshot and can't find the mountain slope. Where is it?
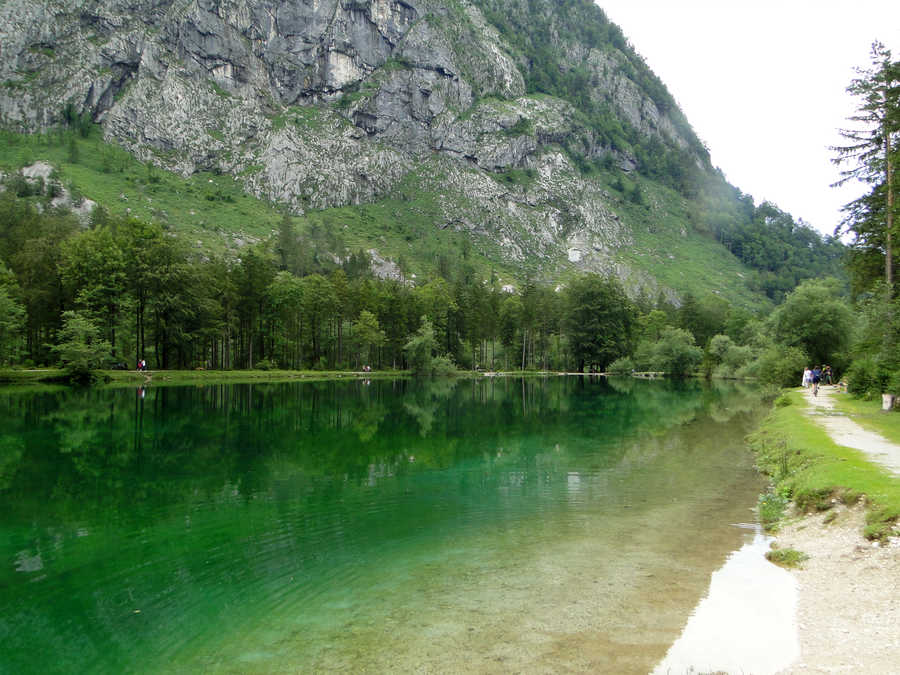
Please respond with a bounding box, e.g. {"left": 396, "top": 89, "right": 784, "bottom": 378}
{"left": 0, "top": 0, "right": 836, "bottom": 305}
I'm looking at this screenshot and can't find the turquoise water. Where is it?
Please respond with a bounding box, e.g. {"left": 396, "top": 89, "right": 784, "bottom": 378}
{"left": 0, "top": 376, "right": 767, "bottom": 673}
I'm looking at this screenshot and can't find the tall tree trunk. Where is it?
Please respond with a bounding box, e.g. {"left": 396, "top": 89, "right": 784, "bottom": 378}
{"left": 248, "top": 325, "right": 254, "bottom": 370}
{"left": 886, "top": 123, "right": 894, "bottom": 291}
{"left": 521, "top": 328, "right": 527, "bottom": 371}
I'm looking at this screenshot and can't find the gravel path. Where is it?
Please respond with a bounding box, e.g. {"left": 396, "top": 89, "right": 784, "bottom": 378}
{"left": 775, "top": 506, "right": 900, "bottom": 674}
{"left": 775, "top": 386, "right": 900, "bottom": 673}
{"left": 802, "top": 385, "right": 900, "bottom": 476}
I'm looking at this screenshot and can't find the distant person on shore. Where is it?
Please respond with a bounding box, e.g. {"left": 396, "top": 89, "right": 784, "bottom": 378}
{"left": 823, "top": 365, "right": 833, "bottom": 385}
{"left": 811, "top": 366, "right": 822, "bottom": 396}
{"left": 802, "top": 367, "right": 812, "bottom": 388}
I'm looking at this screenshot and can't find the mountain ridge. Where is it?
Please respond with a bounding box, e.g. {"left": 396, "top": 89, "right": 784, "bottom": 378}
{"left": 0, "top": 0, "right": 840, "bottom": 305}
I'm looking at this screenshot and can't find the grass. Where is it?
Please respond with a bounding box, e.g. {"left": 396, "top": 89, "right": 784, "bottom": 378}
{"left": 757, "top": 492, "right": 788, "bottom": 531}
{"left": 749, "top": 389, "right": 900, "bottom": 541}
{"left": 0, "top": 368, "right": 572, "bottom": 390}
{"left": 611, "top": 174, "right": 768, "bottom": 312}
{"left": 0, "top": 129, "right": 282, "bottom": 255}
{"left": 765, "top": 547, "right": 809, "bottom": 568}
{"left": 0, "top": 128, "right": 521, "bottom": 280}
{"left": 0, "top": 368, "right": 67, "bottom": 384}
{"left": 104, "top": 368, "right": 410, "bottom": 383}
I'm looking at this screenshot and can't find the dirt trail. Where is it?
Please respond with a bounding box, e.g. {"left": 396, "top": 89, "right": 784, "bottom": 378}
{"left": 775, "top": 386, "right": 900, "bottom": 674}
{"left": 802, "top": 385, "right": 900, "bottom": 476}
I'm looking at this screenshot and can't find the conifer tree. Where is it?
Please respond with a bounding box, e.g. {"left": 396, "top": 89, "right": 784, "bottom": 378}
{"left": 832, "top": 41, "right": 900, "bottom": 294}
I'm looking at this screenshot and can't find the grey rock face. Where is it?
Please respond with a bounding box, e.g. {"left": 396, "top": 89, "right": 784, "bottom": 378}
{"left": 0, "top": 0, "right": 706, "bottom": 295}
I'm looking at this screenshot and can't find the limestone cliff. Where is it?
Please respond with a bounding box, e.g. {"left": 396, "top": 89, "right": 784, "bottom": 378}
{"left": 0, "top": 0, "right": 713, "bottom": 297}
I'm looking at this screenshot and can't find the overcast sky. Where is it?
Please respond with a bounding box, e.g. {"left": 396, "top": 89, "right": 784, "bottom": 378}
{"left": 596, "top": 1, "right": 900, "bottom": 238}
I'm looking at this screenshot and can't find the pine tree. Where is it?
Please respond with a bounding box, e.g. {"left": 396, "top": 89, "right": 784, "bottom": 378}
{"left": 832, "top": 42, "right": 900, "bottom": 294}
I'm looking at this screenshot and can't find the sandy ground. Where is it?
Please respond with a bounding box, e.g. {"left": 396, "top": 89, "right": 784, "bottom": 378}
{"left": 775, "top": 506, "right": 900, "bottom": 674}
{"left": 775, "top": 386, "right": 900, "bottom": 674}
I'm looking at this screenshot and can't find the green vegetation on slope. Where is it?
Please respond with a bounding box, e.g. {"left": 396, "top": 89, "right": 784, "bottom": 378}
{"left": 0, "top": 128, "right": 282, "bottom": 254}
{"left": 472, "top": 0, "right": 845, "bottom": 302}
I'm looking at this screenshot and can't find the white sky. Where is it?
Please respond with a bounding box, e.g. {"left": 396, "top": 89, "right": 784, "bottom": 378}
{"left": 597, "top": 1, "right": 900, "bottom": 237}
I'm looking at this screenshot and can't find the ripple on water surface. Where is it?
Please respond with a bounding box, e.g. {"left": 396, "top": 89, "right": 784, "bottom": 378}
{"left": 0, "top": 377, "right": 772, "bottom": 673}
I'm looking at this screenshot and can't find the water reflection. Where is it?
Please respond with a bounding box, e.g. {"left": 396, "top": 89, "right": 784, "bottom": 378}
{"left": 652, "top": 527, "right": 799, "bottom": 675}
{"left": 0, "top": 377, "right": 769, "bottom": 673}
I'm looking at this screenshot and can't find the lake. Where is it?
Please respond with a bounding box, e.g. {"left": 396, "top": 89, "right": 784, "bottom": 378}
{"left": 0, "top": 376, "right": 769, "bottom": 673}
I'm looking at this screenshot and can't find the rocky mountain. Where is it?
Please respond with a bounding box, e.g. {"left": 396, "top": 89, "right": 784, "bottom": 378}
{"left": 0, "top": 0, "right": 779, "bottom": 302}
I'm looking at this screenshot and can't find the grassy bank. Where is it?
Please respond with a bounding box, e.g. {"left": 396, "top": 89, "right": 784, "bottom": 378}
{"left": 749, "top": 389, "right": 900, "bottom": 541}
{"left": 0, "top": 368, "right": 411, "bottom": 387}
{"left": 0, "top": 367, "right": 576, "bottom": 387}
{"left": 0, "top": 369, "right": 67, "bottom": 384}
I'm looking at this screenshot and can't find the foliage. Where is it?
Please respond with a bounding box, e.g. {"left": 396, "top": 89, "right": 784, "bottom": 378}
{"left": 0, "top": 285, "right": 25, "bottom": 365}
{"left": 717, "top": 201, "right": 846, "bottom": 302}
{"left": 774, "top": 393, "right": 792, "bottom": 408}
{"left": 562, "top": 274, "right": 635, "bottom": 372}
{"left": 651, "top": 327, "right": 703, "bottom": 377}
{"left": 757, "top": 492, "right": 788, "bottom": 531}
{"left": 404, "top": 317, "right": 438, "bottom": 376}
{"left": 832, "top": 41, "right": 900, "bottom": 295}
{"left": 707, "top": 333, "right": 753, "bottom": 379}
{"left": 844, "top": 357, "right": 889, "bottom": 397}
{"left": 845, "top": 283, "right": 900, "bottom": 394}
{"left": 746, "top": 344, "right": 807, "bottom": 388}
{"left": 354, "top": 309, "right": 386, "bottom": 368}
{"left": 606, "top": 356, "right": 634, "bottom": 375}
{"left": 50, "top": 310, "right": 112, "bottom": 380}
{"left": 766, "top": 278, "right": 853, "bottom": 367}
{"left": 765, "top": 547, "right": 809, "bottom": 568}
{"left": 430, "top": 354, "right": 458, "bottom": 377}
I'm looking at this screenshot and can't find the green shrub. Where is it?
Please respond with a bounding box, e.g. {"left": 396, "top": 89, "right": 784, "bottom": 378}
{"left": 758, "top": 492, "right": 787, "bottom": 530}
{"left": 749, "top": 345, "right": 807, "bottom": 387}
{"left": 50, "top": 310, "right": 111, "bottom": 382}
{"left": 653, "top": 327, "right": 702, "bottom": 377}
{"left": 887, "top": 370, "right": 900, "bottom": 395}
{"left": 607, "top": 356, "right": 634, "bottom": 375}
{"left": 430, "top": 354, "right": 458, "bottom": 377}
{"left": 774, "top": 393, "right": 792, "bottom": 407}
{"left": 845, "top": 357, "right": 887, "bottom": 396}
{"left": 765, "top": 547, "right": 808, "bottom": 568}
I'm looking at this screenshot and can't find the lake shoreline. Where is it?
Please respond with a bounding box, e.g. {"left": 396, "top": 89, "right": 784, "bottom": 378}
{"left": 750, "top": 386, "right": 900, "bottom": 672}
{"left": 0, "top": 367, "right": 624, "bottom": 387}
{"left": 772, "top": 505, "right": 900, "bottom": 673}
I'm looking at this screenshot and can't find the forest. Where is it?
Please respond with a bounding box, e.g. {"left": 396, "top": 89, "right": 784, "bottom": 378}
{"left": 0, "top": 31, "right": 896, "bottom": 396}
{"left": 0, "top": 175, "right": 853, "bottom": 388}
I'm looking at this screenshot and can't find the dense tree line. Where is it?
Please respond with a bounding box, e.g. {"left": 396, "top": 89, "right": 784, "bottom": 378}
{"left": 712, "top": 200, "right": 846, "bottom": 302}
{"left": 0, "top": 190, "right": 635, "bottom": 373}
{"left": 3, "top": 183, "right": 810, "bottom": 378}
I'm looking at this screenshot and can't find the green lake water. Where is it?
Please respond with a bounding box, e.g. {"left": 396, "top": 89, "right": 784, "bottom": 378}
{"left": 0, "top": 376, "right": 769, "bottom": 673}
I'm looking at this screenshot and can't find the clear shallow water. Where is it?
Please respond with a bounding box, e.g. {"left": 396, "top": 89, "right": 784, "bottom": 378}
{"left": 0, "top": 376, "right": 769, "bottom": 673}
{"left": 652, "top": 527, "right": 799, "bottom": 674}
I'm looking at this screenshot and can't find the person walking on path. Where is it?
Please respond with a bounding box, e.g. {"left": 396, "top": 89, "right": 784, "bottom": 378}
{"left": 811, "top": 366, "right": 822, "bottom": 396}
